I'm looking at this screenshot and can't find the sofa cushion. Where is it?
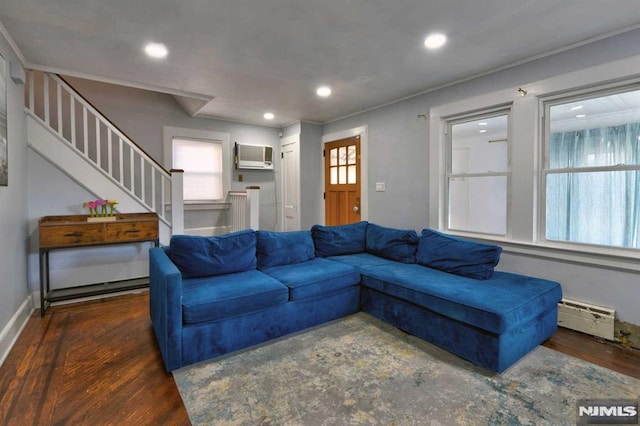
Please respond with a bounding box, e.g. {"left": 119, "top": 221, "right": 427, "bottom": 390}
{"left": 311, "top": 221, "right": 368, "bottom": 257}
{"left": 169, "top": 230, "right": 256, "bottom": 278}
{"left": 365, "top": 223, "right": 419, "bottom": 264}
{"left": 256, "top": 230, "right": 315, "bottom": 269}
{"left": 261, "top": 258, "right": 361, "bottom": 301}
{"left": 361, "top": 262, "right": 562, "bottom": 334}
{"left": 182, "top": 270, "right": 288, "bottom": 324}
{"left": 416, "top": 229, "right": 502, "bottom": 280}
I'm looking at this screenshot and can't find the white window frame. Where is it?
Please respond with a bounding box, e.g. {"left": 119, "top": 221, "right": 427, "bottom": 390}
{"left": 539, "top": 81, "right": 640, "bottom": 253}
{"left": 163, "top": 126, "right": 231, "bottom": 205}
{"left": 444, "top": 107, "right": 512, "bottom": 237}
{"left": 429, "top": 56, "right": 640, "bottom": 272}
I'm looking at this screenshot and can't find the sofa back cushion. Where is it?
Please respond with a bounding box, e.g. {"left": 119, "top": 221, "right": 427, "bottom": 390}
{"left": 169, "top": 230, "right": 257, "bottom": 278}
{"left": 365, "top": 223, "right": 419, "bottom": 264}
{"left": 416, "top": 229, "right": 502, "bottom": 280}
{"left": 311, "top": 221, "right": 368, "bottom": 257}
{"left": 256, "top": 230, "right": 315, "bottom": 268}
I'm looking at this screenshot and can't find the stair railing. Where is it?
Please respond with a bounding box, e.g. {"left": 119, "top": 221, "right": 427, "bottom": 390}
{"left": 24, "top": 70, "right": 183, "bottom": 230}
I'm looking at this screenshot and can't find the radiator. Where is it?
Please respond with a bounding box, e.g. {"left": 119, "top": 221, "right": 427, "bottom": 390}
{"left": 228, "top": 188, "right": 260, "bottom": 232}
{"left": 557, "top": 298, "right": 615, "bottom": 341}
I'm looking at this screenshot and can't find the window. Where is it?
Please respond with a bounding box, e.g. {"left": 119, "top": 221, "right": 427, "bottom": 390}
{"left": 446, "top": 110, "right": 510, "bottom": 235}
{"left": 543, "top": 86, "right": 640, "bottom": 249}
{"left": 172, "top": 138, "right": 224, "bottom": 201}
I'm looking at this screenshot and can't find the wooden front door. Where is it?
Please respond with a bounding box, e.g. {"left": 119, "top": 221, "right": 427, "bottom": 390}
{"left": 324, "top": 136, "right": 361, "bottom": 225}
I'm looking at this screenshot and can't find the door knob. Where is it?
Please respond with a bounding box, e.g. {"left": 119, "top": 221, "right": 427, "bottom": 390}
{"left": 353, "top": 206, "right": 359, "bottom": 213}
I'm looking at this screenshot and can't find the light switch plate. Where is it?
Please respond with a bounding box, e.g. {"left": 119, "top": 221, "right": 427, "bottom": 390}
{"left": 376, "top": 182, "right": 386, "bottom": 192}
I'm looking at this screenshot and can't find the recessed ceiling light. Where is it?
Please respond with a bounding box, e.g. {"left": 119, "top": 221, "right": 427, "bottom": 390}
{"left": 576, "top": 114, "right": 586, "bottom": 118}
{"left": 424, "top": 33, "right": 447, "bottom": 50}
{"left": 570, "top": 105, "right": 584, "bottom": 111}
{"left": 478, "top": 122, "right": 488, "bottom": 126}
{"left": 263, "top": 112, "right": 275, "bottom": 120}
{"left": 479, "top": 129, "right": 488, "bottom": 133}
{"left": 144, "top": 42, "right": 168, "bottom": 58}
{"left": 316, "top": 86, "right": 332, "bottom": 97}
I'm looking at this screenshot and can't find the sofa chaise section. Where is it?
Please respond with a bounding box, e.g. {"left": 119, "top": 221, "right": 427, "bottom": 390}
{"left": 359, "top": 264, "right": 561, "bottom": 372}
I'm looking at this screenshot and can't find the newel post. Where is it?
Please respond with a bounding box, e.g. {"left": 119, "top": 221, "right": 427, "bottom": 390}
{"left": 246, "top": 186, "right": 260, "bottom": 230}
{"left": 170, "top": 169, "right": 184, "bottom": 235}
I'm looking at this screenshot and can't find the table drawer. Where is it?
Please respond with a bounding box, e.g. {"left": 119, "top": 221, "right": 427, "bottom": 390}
{"left": 39, "top": 224, "right": 104, "bottom": 248}
{"left": 105, "top": 221, "right": 158, "bottom": 243}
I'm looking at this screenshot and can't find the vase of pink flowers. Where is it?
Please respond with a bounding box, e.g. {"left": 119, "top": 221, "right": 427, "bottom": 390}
{"left": 83, "top": 199, "right": 118, "bottom": 222}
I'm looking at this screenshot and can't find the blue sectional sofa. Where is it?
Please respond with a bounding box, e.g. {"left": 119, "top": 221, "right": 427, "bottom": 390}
{"left": 149, "top": 222, "right": 562, "bottom": 373}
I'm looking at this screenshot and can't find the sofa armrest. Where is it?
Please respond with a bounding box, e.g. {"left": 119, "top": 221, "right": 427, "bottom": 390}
{"left": 149, "top": 247, "right": 183, "bottom": 371}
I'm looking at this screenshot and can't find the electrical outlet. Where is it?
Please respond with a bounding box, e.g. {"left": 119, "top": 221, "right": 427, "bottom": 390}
{"left": 376, "top": 182, "right": 386, "bottom": 192}
{"left": 238, "top": 174, "right": 244, "bottom": 182}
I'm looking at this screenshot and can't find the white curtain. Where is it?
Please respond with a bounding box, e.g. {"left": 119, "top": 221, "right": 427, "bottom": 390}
{"left": 546, "top": 123, "right": 640, "bottom": 248}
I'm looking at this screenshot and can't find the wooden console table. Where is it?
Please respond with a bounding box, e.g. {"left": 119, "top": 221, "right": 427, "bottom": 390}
{"left": 38, "top": 213, "right": 159, "bottom": 316}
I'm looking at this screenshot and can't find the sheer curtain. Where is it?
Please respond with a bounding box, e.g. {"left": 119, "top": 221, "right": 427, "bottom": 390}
{"left": 546, "top": 123, "right": 640, "bottom": 248}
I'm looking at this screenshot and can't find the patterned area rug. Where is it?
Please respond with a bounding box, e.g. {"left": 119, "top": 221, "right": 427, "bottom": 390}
{"left": 174, "top": 313, "right": 640, "bottom": 425}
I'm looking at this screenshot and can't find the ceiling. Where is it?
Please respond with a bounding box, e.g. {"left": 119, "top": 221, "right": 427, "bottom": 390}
{"left": 2, "top": 1, "right": 640, "bottom": 127}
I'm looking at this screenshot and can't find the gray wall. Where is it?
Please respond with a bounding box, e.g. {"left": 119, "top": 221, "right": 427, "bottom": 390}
{"left": 64, "top": 76, "right": 282, "bottom": 231}
{"left": 323, "top": 29, "right": 640, "bottom": 325}
{"left": 0, "top": 33, "right": 29, "bottom": 345}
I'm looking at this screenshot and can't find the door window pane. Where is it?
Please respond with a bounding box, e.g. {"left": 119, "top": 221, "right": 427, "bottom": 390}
{"left": 338, "top": 166, "right": 347, "bottom": 184}
{"left": 338, "top": 147, "right": 347, "bottom": 165}
{"left": 348, "top": 165, "right": 356, "bottom": 184}
{"left": 348, "top": 145, "right": 356, "bottom": 164}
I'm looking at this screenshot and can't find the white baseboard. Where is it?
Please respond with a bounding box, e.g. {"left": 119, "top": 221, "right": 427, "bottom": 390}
{"left": 0, "top": 295, "right": 35, "bottom": 368}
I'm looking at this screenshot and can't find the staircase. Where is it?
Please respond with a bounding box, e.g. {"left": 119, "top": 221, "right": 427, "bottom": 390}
{"left": 24, "top": 70, "right": 184, "bottom": 240}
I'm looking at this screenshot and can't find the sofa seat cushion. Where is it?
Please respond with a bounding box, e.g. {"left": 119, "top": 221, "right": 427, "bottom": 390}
{"left": 327, "top": 253, "right": 401, "bottom": 274}
{"left": 182, "top": 270, "right": 288, "bottom": 324}
{"left": 261, "top": 258, "right": 361, "bottom": 301}
{"left": 361, "top": 263, "right": 562, "bottom": 334}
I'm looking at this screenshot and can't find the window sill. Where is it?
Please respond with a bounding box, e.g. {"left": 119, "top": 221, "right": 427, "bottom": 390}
{"left": 444, "top": 231, "right": 640, "bottom": 273}
{"left": 164, "top": 202, "right": 231, "bottom": 212}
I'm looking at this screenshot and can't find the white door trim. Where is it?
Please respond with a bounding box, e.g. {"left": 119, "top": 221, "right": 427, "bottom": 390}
{"left": 321, "top": 125, "right": 368, "bottom": 224}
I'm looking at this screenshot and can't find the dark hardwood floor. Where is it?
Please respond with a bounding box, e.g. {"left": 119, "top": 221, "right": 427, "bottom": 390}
{"left": 1, "top": 292, "right": 639, "bottom": 425}
{"left": 0, "top": 292, "right": 189, "bottom": 426}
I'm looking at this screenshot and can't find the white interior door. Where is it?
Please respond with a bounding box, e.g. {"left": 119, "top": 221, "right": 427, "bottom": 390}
{"left": 281, "top": 136, "right": 300, "bottom": 231}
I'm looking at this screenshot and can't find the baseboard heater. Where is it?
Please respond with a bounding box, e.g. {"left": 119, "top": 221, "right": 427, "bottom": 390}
{"left": 557, "top": 298, "right": 615, "bottom": 341}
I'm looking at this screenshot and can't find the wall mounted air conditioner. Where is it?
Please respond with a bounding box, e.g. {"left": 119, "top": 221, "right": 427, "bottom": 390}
{"left": 235, "top": 142, "right": 274, "bottom": 170}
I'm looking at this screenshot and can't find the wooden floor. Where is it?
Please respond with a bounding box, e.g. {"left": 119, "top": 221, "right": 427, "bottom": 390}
{"left": 1, "top": 293, "right": 639, "bottom": 425}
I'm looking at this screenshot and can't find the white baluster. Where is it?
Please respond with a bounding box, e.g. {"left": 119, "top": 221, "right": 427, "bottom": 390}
{"left": 140, "top": 155, "right": 146, "bottom": 204}
{"left": 28, "top": 70, "right": 35, "bottom": 113}
{"left": 119, "top": 137, "right": 124, "bottom": 186}
{"left": 43, "top": 75, "right": 50, "bottom": 125}
{"left": 56, "top": 82, "right": 63, "bottom": 135}
{"left": 70, "top": 97, "right": 76, "bottom": 146}
{"left": 95, "top": 117, "right": 101, "bottom": 167}
{"left": 82, "top": 107, "right": 88, "bottom": 156}
{"left": 107, "top": 129, "right": 113, "bottom": 175}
